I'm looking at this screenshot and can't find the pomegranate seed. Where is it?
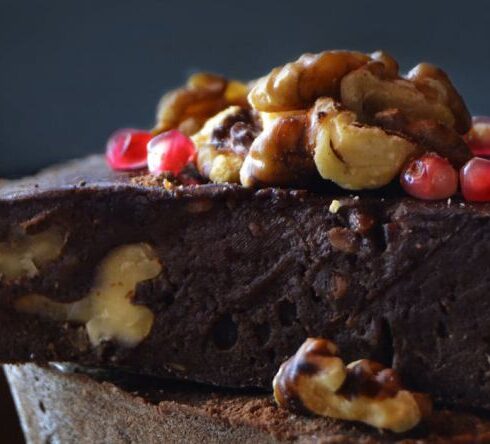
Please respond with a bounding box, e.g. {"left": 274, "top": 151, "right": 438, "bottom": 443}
{"left": 460, "top": 157, "right": 490, "bottom": 201}
{"left": 465, "top": 116, "right": 490, "bottom": 158}
{"left": 147, "top": 130, "right": 196, "bottom": 175}
{"left": 106, "top": 129, "right": 152, "bottom": 171}
{"left": 400, "top": 153, "right": 458, "bottom": 200}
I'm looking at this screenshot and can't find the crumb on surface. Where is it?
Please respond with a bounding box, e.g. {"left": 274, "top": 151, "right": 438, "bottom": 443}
{"left": 329, "top": 200, "right": 342, "bottom": 214}
{"left": 131, "top": 174, "right": 169, "bottom": 188}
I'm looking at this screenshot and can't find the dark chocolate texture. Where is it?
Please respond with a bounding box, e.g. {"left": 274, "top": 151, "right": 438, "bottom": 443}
{"left": 1, "top": 155, "right": 490, "bottom": 411}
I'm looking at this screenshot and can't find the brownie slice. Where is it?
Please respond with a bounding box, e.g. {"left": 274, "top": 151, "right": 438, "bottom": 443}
{"left": 1, "top": 156, "right": 490, "bottom": 410}
{"left": 5, "top": 363, "right": 490, "bottom": 443}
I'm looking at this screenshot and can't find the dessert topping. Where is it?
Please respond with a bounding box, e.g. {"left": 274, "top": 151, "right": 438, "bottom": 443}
{"left": 400, "top": 153, "right": 458, "bottom": 200}
{"left": 240, "top": 111, "right": 314, "bottom": 187}
{"left": 341, "top": 61, "right": 470, "bottom": 134}
{"left": 107, "top": 49, "right": 487, "bottom": 202}
{"left": 196, "top": 50, "right": 469, "bottom": 191}
{"left": 106, "top": 129, "right": 152, "bottom": 171}
{"left": 253, "top": 52, "right": 470, "bottom": 191}
{"left": 406, "top": 63, "right": 472, "bottom": 134}
{"left": 273, "top": 338, "right": 432, "bottom": 433}
{"left": 373, "top": 109, "right": 471, "bottom": 168}
{"left": 466, "top": 116, "right": 490, "bottom": 157}
{"left": 249, "top": 50, "right": 371, "bottom": 112}
{"left": 154, "top": 72, "right": 249, "bottom": 136}
{"left": 460, "top": 157, "right": 490, "bottom": 202}
{"left": 193, "top": 106, "right": 260, "bottom": 183}
{"left": 147, "top": 130, "right": 196, "bottom": 175}
{"left": 309, "top": 98, "right": 419, "bottom": 190}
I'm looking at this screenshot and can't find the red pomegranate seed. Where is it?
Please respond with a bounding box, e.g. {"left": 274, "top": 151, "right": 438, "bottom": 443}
{"left": 400, "top": 153, "right": 458, "bottom": 200}
{"left": 147, "top": 130, "right": 196, "bottom": 175}
{"left": 460, "top": 157, "right": 490, "bottom": 201}
{"left": 106, "top": 129, "right": 152, "bottom": 171}
{"left": 465, "top": 116, "right": 490, "bottom": 158}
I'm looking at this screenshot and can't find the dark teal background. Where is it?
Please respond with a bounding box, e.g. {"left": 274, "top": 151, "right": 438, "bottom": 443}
{"left": 1, "top": 0, "right": 489, "bottom": 177}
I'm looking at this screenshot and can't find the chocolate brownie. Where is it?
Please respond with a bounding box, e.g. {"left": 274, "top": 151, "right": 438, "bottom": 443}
{"left": 5, "top": 363, "right": 490, "bottom": 443}
{"left": 1, "top": 155, "right": 490, "bottom": 411}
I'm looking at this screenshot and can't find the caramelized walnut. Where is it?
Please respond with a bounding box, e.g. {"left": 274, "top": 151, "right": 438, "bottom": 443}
{"left": 273, "top": 338, "right": 345, "bottom": 408}
{"left": 309, "top": 98, "right": 419, "bottom": 190}
{"left": 370, "top": 50, "right": 399, "bottom": 77}
{"left": 407, "top": 63, "right": 471, "bottom": 134}
{"left": 341, "top": 61, "right": 470, "bottom": 134}
{"left": 248, "top": 51, "right": 371, "bottom": 112}
{"left": 373, "top": 108, "right": 471, "bottom": 167}
{"left": 173, "top": 50, "right": 471, "bottom": 192}
{"left": 240, "top": 111, "right": 316, "bottom": 187}
{"left": 193, "top": 106, "right": 261, "bottom": 183}
{"left": 154, "top": 73, "right": 249, "bottom": 136}
{"left": 273, "top": 338, "right": 432, "bottom": 433}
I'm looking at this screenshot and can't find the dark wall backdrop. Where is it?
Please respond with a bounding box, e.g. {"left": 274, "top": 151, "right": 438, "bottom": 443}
{"left": 1, "top": 0, "right": 489, "bottom": 177}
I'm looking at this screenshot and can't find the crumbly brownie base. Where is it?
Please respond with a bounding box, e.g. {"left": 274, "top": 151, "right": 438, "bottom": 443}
{"left": 5, "top": 364, "right": 490, "bottom": 443}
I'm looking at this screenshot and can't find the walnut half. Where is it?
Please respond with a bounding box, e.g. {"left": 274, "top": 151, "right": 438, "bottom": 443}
{"left": 340, "top": 61, "right": 471, "bottom": 135}
{"left": 248, "top": 51, "right": 371, "bottom": 112}
{"left": 309, "top": 98, "right": 419, "bottom": 190}
{"left": 192, "top": 106, "right": 261, "bottom": 183}
{"left": 15, "top": 243, "right": 162, "bottom": 347}
{"left": 240, "top": 111, "right": 316, "bottom": 187}
{"left": 0, "top": 226, "right": 66, "bottom": 281}
{"left": 154, "top": 73, "right": 249, "bottom": 136}
{"left": 273, "top": 338, "right": 432, "bottom": 433}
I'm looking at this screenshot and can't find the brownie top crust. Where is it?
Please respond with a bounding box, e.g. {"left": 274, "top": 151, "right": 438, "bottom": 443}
{"left": 2, "top": 154, "right": 489, "bottom": 215}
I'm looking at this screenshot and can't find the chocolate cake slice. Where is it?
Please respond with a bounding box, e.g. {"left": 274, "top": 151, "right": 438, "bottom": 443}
{"left": 1, "top": 155, "right": 490, "bottom": 412}
{"left": 5, "top": 363, "right": 490, "bottom": 443}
